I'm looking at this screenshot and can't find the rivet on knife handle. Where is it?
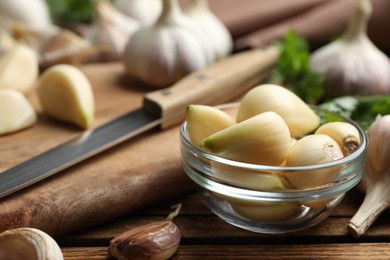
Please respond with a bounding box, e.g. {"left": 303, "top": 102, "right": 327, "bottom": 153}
{"left": 0, "top": 46, "right": 278, "bottom": 199}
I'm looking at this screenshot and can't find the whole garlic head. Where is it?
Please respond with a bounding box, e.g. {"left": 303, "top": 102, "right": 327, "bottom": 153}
{"left": 113, "top": 0, "right": 162, "bottom": 26}
{"left": 0, "top": 228, "right": 63, "bottom": 260}
{"left": 122, "top": 0, "right": 213, "bottom": 89}
{"left": 310, "top": 0, "right": 390, "bottom": 97}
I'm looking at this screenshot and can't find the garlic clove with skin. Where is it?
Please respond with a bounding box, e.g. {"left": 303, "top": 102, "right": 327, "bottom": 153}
{"left": 0, "top": 227, "right": 63, "bottom": 260}
{"left": 201, "top": 111, "right": 291, "bottom": 166}
{"left": 184, "top": 0, "right": 233, "bottom": 60}
{"left": 310, "top": 0, "right": 390, "bottom": 97}
{"left": 237, "top": 84, "right": 320, "bottom": 138}
{"left": 348, "top": 115, "right": 390, "bottom": 238}
{"left": 122, "top": 0, "right": 213, "bottom": 89}
{"left": 285, "top": 134, "right": 344, "bottom": 189}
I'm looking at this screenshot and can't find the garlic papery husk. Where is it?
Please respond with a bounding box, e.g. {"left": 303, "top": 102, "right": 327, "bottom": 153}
{"left": 122, "top": 0, "right": 213, "bottom": 89}
{"left": 310, "top": 0, "right": 390, "bottom": 97}
{"left": 348, "top": 115, "right": 390, "bottom": 238}
{"left": 184, "top": 0, "right": 233, "bottom": 60}
{"left": 0, "top": 0, "right": 53, "bottom": 32}
{"left": 0, "top": 227, "right": 64, "bottom": 260}
{"left": 237, "top": 84, "right": 320, "bottom": 138}
{"left": 113, "top": 0, "right": 162, "bottom": 26}
{"left": 285, "top": 134, "right": 344, "bottom": 189}
{"left": 86, "top": 0, "right": 141, "bottom": 60}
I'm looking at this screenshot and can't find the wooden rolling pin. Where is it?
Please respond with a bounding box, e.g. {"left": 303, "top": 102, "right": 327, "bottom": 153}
{"left": 0, "top": 46, "right": 278, "bottom": 236}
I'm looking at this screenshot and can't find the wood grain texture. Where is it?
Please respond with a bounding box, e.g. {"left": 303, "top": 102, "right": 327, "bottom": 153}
{"left": 0, "top": 62, "right": 194, "bottom": 236}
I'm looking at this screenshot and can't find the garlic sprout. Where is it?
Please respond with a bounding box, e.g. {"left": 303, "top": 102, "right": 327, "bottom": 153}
{"left": 348, "top": 115, "right": 390, "bottom": 238}
{"left": 310, "top": 0, "right": 390, "bottom": 97}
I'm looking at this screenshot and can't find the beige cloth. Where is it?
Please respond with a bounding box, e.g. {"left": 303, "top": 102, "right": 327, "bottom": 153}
{"left": 207, "top": 0, "right": 390, "bottom": 51}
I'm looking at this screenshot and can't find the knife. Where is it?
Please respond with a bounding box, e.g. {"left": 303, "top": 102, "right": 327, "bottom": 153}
{"left": 0, "top": 46, "right": 278, "bottom": 199}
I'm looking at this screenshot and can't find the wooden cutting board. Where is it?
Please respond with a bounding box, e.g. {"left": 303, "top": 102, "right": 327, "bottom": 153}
{"left": 0, "top": 47, "right": 278, "bottom": 236}
{"left": 0, "top": 62, "right": 194, "bottom": 236}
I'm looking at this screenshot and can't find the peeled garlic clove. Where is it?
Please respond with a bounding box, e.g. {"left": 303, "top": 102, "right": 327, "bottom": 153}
{"left": 113, "top": 0, "right": 162, "bottom": 26}
{"left": 186, "top": 104, "right": 235, "bottom": 148}
{"left": 232, "top": 202, "right": 300, "bottom": 222}
{"left": 0, "top": 44, "right": 38, "bottom": 93}
{"left": 37, "top": 64, "right": 94, "bottom": 129}
{"left": 201, "top": 111, "right": 291, "bottom": 166}
{"left": 0, "top": 88, "right": 37, "bottom": 135}
{"left": 122, "top": 0, "right": 212, "bottom": 89}
{"left": 310, "top": 0, "right": 390, "bottom": 97}
{"left": 0, "top": 227, "right": 63, "bottom": 260}
{"left": 211, "top": 161, "right": 285, "bottom": 190}
{"left": 237, "top": 84, "right": 320, "bottom": 137}
{"left": 184, "top": 0, "right": 233, "bottom": 60}
{"left": 315, "top": 121, "right": 361, "bottom": 155}
{"left": 285, "top": 134, "right": 344, "bottom": 189}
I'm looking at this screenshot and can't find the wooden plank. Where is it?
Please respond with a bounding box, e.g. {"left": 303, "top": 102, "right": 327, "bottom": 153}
{"left": 61, "top": 243, "right": 390, "bottom": 259}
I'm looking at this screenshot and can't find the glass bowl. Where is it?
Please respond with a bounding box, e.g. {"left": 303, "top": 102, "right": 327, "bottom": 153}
{"left": 180, "top": 103, "right": 368, "bottom": 234}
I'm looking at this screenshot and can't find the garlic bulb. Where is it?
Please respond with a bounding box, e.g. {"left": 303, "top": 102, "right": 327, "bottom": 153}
{"left": 86, "top": 0, "right": 141, "bottom": 60}
{"left": 348, "top": 115, "right": 390, "bottom": 238}
{"left": 0, "top": 227, "right": 63, "bottom": 260}
{"left": 201, "top": 111, "right": 291, "bottom": 166}
{"left": 122, "top": 0, "right": 213, "bottom": 89}
{"left": 0, "top": 0, "right": 53, "bottom": 32}
{"left": 310, "top": 0, "right": 390, "bottom": 97}
{"left": 285, "top": 134, "right": 344, "bottom": 189}
{"left": 186, "top": 104, "right": 235, "bottom": 148}
{"left": 113, "top": 0, "right": 162, "bottom": 26}
{"left": 184, "top": 0, "right": 233, "bottom": 60}
{"left": 237, "top": 84, "right": 320, "bottom": 138}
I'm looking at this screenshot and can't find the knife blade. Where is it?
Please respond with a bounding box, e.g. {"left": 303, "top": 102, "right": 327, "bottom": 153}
{"left": 0, "top": 46, "right": 278, "bottom": 199}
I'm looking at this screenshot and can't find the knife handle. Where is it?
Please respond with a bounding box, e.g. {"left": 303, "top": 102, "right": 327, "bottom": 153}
{"left": 143, "top": 46, "right": 279, "bottom": 129}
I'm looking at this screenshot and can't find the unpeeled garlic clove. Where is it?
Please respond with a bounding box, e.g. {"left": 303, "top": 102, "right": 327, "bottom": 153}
{"left": 37, "top": 64, "right": 94, "bottom": 129}
{"left": 237, "top": 84, "right": 320, "bottom": 137}
{"left": 285, "top": 134, "right": 344, "bottom": 189}
{"left": 122, "top": 0, "right": 213, "bottom": 89}
{"left": 0, "top": 227, "right": 63, "bottom": 260}
{"left": 0, "top": 44, "right": 38, "bottom": 93}
{"left": 201, "top": 111, "right": 291, "bottom": 166}
{"left": 0, "top": 88, "right": 37, "bottom": 135}
{"left": 109, "top": 204, "right": 181, "bottom": 260}
{"left": 184, "top": 0, "right": 233, "bottom": 60}
{"left": 186, "top": 104, "right": 235, "bottom": 148}
{"left": 315, "top": 121, "right": 361, "bottom": 155}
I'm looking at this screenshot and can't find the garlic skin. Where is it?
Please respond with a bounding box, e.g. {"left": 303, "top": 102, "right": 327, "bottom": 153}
{"left": 113, "top": 0, "right": 162, "bottom": 26}
{"left": 237, "top": 84, "right": 320, "bottom": 138}
{"left": 0, "top": 0, "right": 53, "bottom": 32}
{"left": 0, "top": 227, "right": 63, "bottom": 260}
{"left": 315, "top": 122, "right": 361, "bottom": 155}
{"left": 310, "top": 0, "right": 390, "bottom": 97}
{"left": 285, "top": 134, "right": 344, "bottom": 189}
{"left": 186, "top": 104, "right": 235, "bottom": 148}
{"left": 348, "top": 115, "right": 390, "bottom": 238}
{"left": 184, "top": 0, "right": 233, "bottom": 60}
{"left": 86, "top": 0, "right": 141, "bottom": 60}
{"left": 201, "top": 111, "right": 291, "bottom": 166}
{"left": 122, "top": 0, "right": 213, "bottom": 89}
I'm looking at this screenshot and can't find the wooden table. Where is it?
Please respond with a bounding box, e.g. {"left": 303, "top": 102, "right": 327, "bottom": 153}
{"left": 57, "top": 188, "right": 390, "bottom": 259}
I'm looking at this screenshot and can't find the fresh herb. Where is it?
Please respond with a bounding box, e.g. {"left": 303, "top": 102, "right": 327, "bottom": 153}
{"left": 319, "top": 95, "right": 390, "bottom": 130}
{"left": 268, "top": 30, "right": 324, "bottom": 104}
{"left": 45, "top": 0, "right": 98, "bottom": 26}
